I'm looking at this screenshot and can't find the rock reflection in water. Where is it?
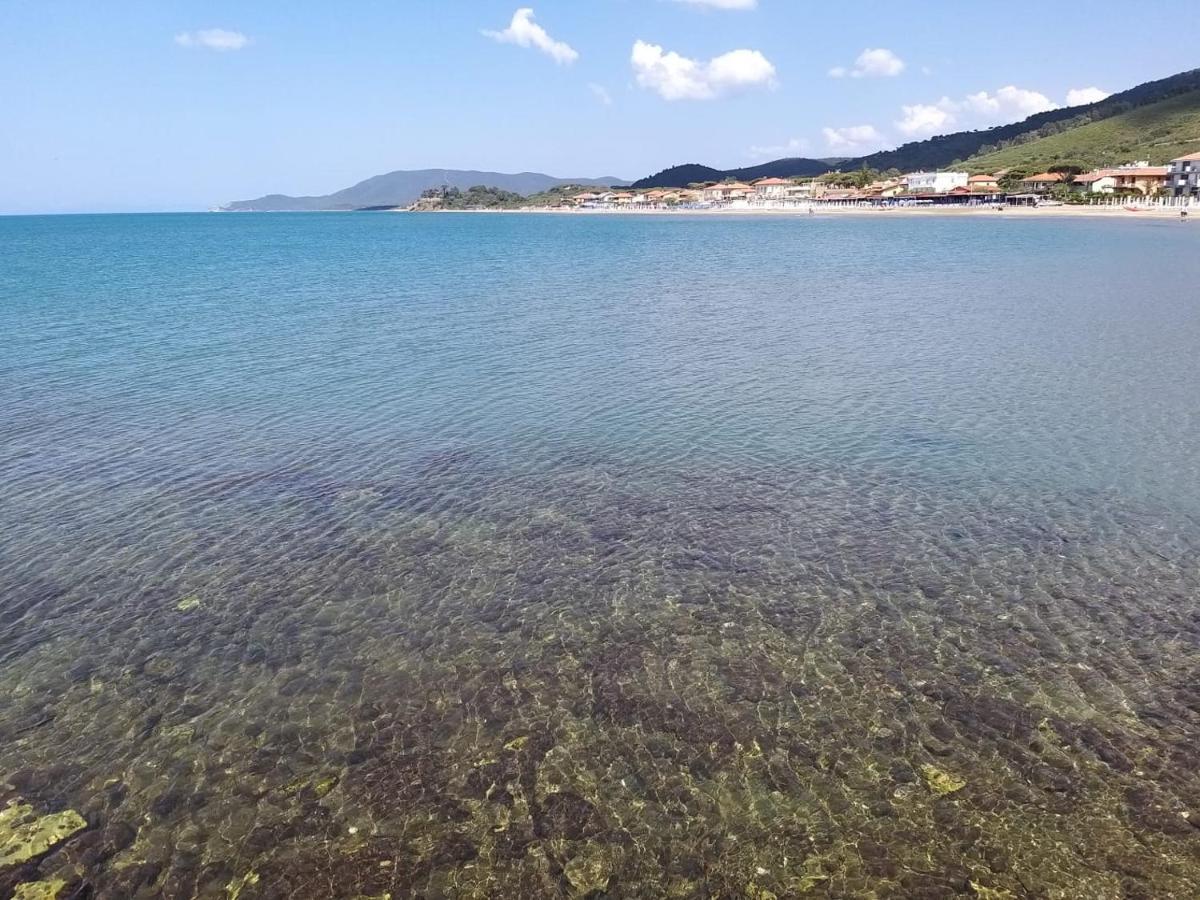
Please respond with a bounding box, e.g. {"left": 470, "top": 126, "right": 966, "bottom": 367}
{"left": 2, "top": 452, "right": 1199, "bottom": 898}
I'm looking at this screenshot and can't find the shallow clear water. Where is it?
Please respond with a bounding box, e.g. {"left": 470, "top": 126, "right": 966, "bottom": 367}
{"left": 1, "top": 212, "right": 1199, "bottom": 898}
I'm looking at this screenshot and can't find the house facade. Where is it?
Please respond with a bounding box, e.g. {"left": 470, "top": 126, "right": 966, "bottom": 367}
{"left": 702, "top": 182, "right": 753, "bottom": 202}
{"left": 1066, "top": 164, "right": 1169, "bottom": 196}
{"left": 905, "top": 171, "right": 969, "bottom": 194}
{"left": 1107, "top": 165, "right": 1169, "bottom": 195}
{"left": 753, "top": 177, "right": 791, "bottom": 198}
{"left": 1166, "top": 152, "right": 1200, "bottom": 198}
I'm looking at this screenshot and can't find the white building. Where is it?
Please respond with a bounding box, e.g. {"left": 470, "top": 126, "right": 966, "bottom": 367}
{"left": 906, "top": 171, "right": 969, "bottom": 194}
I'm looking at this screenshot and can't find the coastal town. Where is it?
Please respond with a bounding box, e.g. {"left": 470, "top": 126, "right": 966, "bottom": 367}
{"left": 410, "top": 152, "right": 1200, "bottom": 212}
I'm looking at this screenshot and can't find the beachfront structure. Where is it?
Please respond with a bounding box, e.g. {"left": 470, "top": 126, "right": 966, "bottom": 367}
{"left": 1107, "top": 162, "right": 1169, "bottom": 195}
{"left": 905, "top": 171, "right": 969, "bottom": 194}
{"left": 1071, "top": 164, "right": 1169, "bottom": 196}
{"left": 753, "top": 178, "right": 791, "bottom": 198}
{"left": 968, "top": 174, "right": 999, "bottom": 191}
{"left": 1021, "top": 172, "right": 1070, "bottom": 194}
{"left": 870, "top": 179, "right": 907, "bottom": 198}
{"left": 1166, "top": 152, "right": 1200, "bottom": 198}
{"left": 1071, "top": 172, "right": 1117, "bottom": 194}
{"left": 702, "top": 182, "right": 753, "bottom": 202}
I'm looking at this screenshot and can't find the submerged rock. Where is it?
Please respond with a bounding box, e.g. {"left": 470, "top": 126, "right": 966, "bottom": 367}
{"left": 175, "top": 596, "right": 202, "bottom": 612}
{"left": 226, "top": 870, "right": 259, "bottom": 900}
{"left": 0, "top": 798, "right": 87, "bottom": 866}
{"left": 969, "top": 882, "right": 1016, "bottom": 900}
{"left": 564, "top": 844, "right": 614, "bottom": 895}
{"left": 920, "top": 764, "right": 967, "bottom": 796}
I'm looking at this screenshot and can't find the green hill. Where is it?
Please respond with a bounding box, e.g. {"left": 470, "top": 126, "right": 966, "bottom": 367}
{"left": 965, "top": 90, "right": 1200, "bottom": 173}
{"left": 630, "top": 67, "right": 1200, "bottom": 186}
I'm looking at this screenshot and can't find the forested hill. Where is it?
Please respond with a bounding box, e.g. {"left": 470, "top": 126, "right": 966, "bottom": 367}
{"left": 632, "top": 158, "right": 837, "bottom": 189}
{"left": 964, "top": 90, "right": 1200, "bottom": 172}
{"left": 631, "top": 67, "right": 1200, "bottom": 187}
{"left": 855, "top": 67, "right": 1200, "bottom": 172}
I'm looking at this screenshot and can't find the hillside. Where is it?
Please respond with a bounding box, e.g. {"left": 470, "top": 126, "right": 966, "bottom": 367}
{"left": 222, "top": 169, "right": 627, "bottom": 211}
{"left": 632, "top": 158, "right": 834, "bottom": 189}
{"left": 632, "top": 66, "right": 1200, "bottom": 186}
{"left": 964, "top": 90, "right": 1200, "bottom": 172}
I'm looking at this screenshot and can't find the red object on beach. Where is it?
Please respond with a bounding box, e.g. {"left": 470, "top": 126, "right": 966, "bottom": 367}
{"left": 1123, "top": 205, "right": 1143, "bottom": 212}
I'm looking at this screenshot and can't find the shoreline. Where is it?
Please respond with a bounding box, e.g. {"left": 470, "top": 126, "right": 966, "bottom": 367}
{"left": 401, "top": 204, "right": 1195, "bottom": 220}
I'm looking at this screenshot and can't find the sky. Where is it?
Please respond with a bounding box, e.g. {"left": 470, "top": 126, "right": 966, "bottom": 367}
{"left": 1, "top": 0, "right": 1194, "bottom": 213}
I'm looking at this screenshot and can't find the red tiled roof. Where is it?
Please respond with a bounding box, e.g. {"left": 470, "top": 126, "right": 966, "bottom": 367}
{"left": 1110, "top": 167, "right": 1169, "bottom": 177}
{"left": 1023, "top": 172, "right": 1068, "bottom": 183}
{"left": 754, "top": 177, "right": 791, "bottom": 186}
{"left": 1171, "top": 151, "right": 1200, "bottom": 162}
{"left": 967, "top": 174, "right": 997, "bottom": 182}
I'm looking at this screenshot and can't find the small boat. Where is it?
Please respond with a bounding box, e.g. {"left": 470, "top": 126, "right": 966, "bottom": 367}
{"left": 1123, "top": 205, "right": 1143, "bottom": 212}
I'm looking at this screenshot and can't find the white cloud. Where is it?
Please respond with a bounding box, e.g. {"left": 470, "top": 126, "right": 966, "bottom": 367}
{"left": 1066, "top": 86, "right": 1111, "bottom": 106}
{"left": 483, "top": 8, "right": 578, "bottom": 65}
{"left": 964, "top": 85, "right": 1058, "bottom": 119}
{"left": 589, "top": 83, "right": 613, "bottom": 106}
{"left": 894, "top": 85, "right": 1059, "bottom": 138}
{"left": 748, "top": 137, "right": 811, "bottom": 160}
{"left": 174, "top": 29, "right": 249, "bottom": 51}
{"left": 631, "top": 40, "right": 776, "bottom": 101}
{"left": 671, "top": 0, "right": 757, "bottom": 7}
{"left": 829, "top": 48, "right": 905, "bottom": 79}
{"left": 823, "top": 125, "right": 888, "bottom": 153}
{"left": 896, "top": 98, "right": 956, "bottom": 137}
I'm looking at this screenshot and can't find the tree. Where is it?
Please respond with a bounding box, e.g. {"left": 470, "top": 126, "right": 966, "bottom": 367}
{"left": 849, "top": 165, "right": 880, "bottom": 188}
{"left": 999, "top": 168, "right": 1032, "bottom": 192}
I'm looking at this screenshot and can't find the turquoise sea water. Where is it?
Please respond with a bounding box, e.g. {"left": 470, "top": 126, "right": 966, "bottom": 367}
{"left": 1, "top": 212, "right": 1199, "bottom": 897}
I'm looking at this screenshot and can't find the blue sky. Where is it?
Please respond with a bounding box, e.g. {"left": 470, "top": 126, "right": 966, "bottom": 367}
{"left": 1, "top": 0, "right": 1194, "bottom": 213}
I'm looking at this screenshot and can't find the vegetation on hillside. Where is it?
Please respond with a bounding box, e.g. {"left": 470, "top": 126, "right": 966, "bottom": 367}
{"left": 631, "top": 67, "right": 1200, "bottom": 187}
{"left": 965, "top": 90, "right": 1200, "bottom": 172}
{"left": 632, "top": 158, "right": 832, "bottom": 189}
{"left": 414, "top": 184, "right": 616, "bottom": 210}
{"left": 418, "top": 185, "right": 529, "bottom": 209}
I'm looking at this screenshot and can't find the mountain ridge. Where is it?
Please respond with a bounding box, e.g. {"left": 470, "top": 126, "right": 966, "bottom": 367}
{"left": 222, "top": 169, "right": 628, "bottom": 212}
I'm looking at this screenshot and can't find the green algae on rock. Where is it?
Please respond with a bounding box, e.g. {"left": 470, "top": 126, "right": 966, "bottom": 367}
{"left": 920, "top": 764, "right": 967, "bottom": 796}
{"left": 0, "top": 799, "right": 87, "bottom": 867}
{"left": 12, "top": 879, "right": 68, "bottom": 900}
{"left": 969, "top": 882, "right": 1017, "bottom": 900}
{"left": 175, "top": 596, "right": 202, "bottom": 612}
{"left": 225, "top": 870, "right": 259, "bottom": 899}
{"left": 563, "top": 843, "right": 615, "bottom": 895}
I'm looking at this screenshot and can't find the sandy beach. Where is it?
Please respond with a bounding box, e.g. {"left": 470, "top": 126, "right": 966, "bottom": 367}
{"left": 458, "top": 204, "right": 1190, "bottom": 220}
{"left": 419, "top": 203, "right": 1195, "bottom": 220}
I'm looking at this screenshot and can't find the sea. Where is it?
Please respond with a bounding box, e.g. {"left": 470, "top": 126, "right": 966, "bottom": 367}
{"left": 1, "top": 211, "right": 1199, "bottom": 898}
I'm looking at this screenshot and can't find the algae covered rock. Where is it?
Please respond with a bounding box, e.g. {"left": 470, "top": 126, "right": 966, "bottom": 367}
{"left": 920, "top": 764, "right": 966, "bottom": 796}
{"left": 0, "top": 799, "right": 87, "bottom": 867}
{"left": 563, "top": 844, "right": 614, "bottom": 895}
{"left": 969, "top": 882, "right": 1016, "bottom": 900}
{"left": 12, "top": 879, "right": 68, "bottom": 900}
{"left": 226, "top": 870, "right": 260, "bottom": 899}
